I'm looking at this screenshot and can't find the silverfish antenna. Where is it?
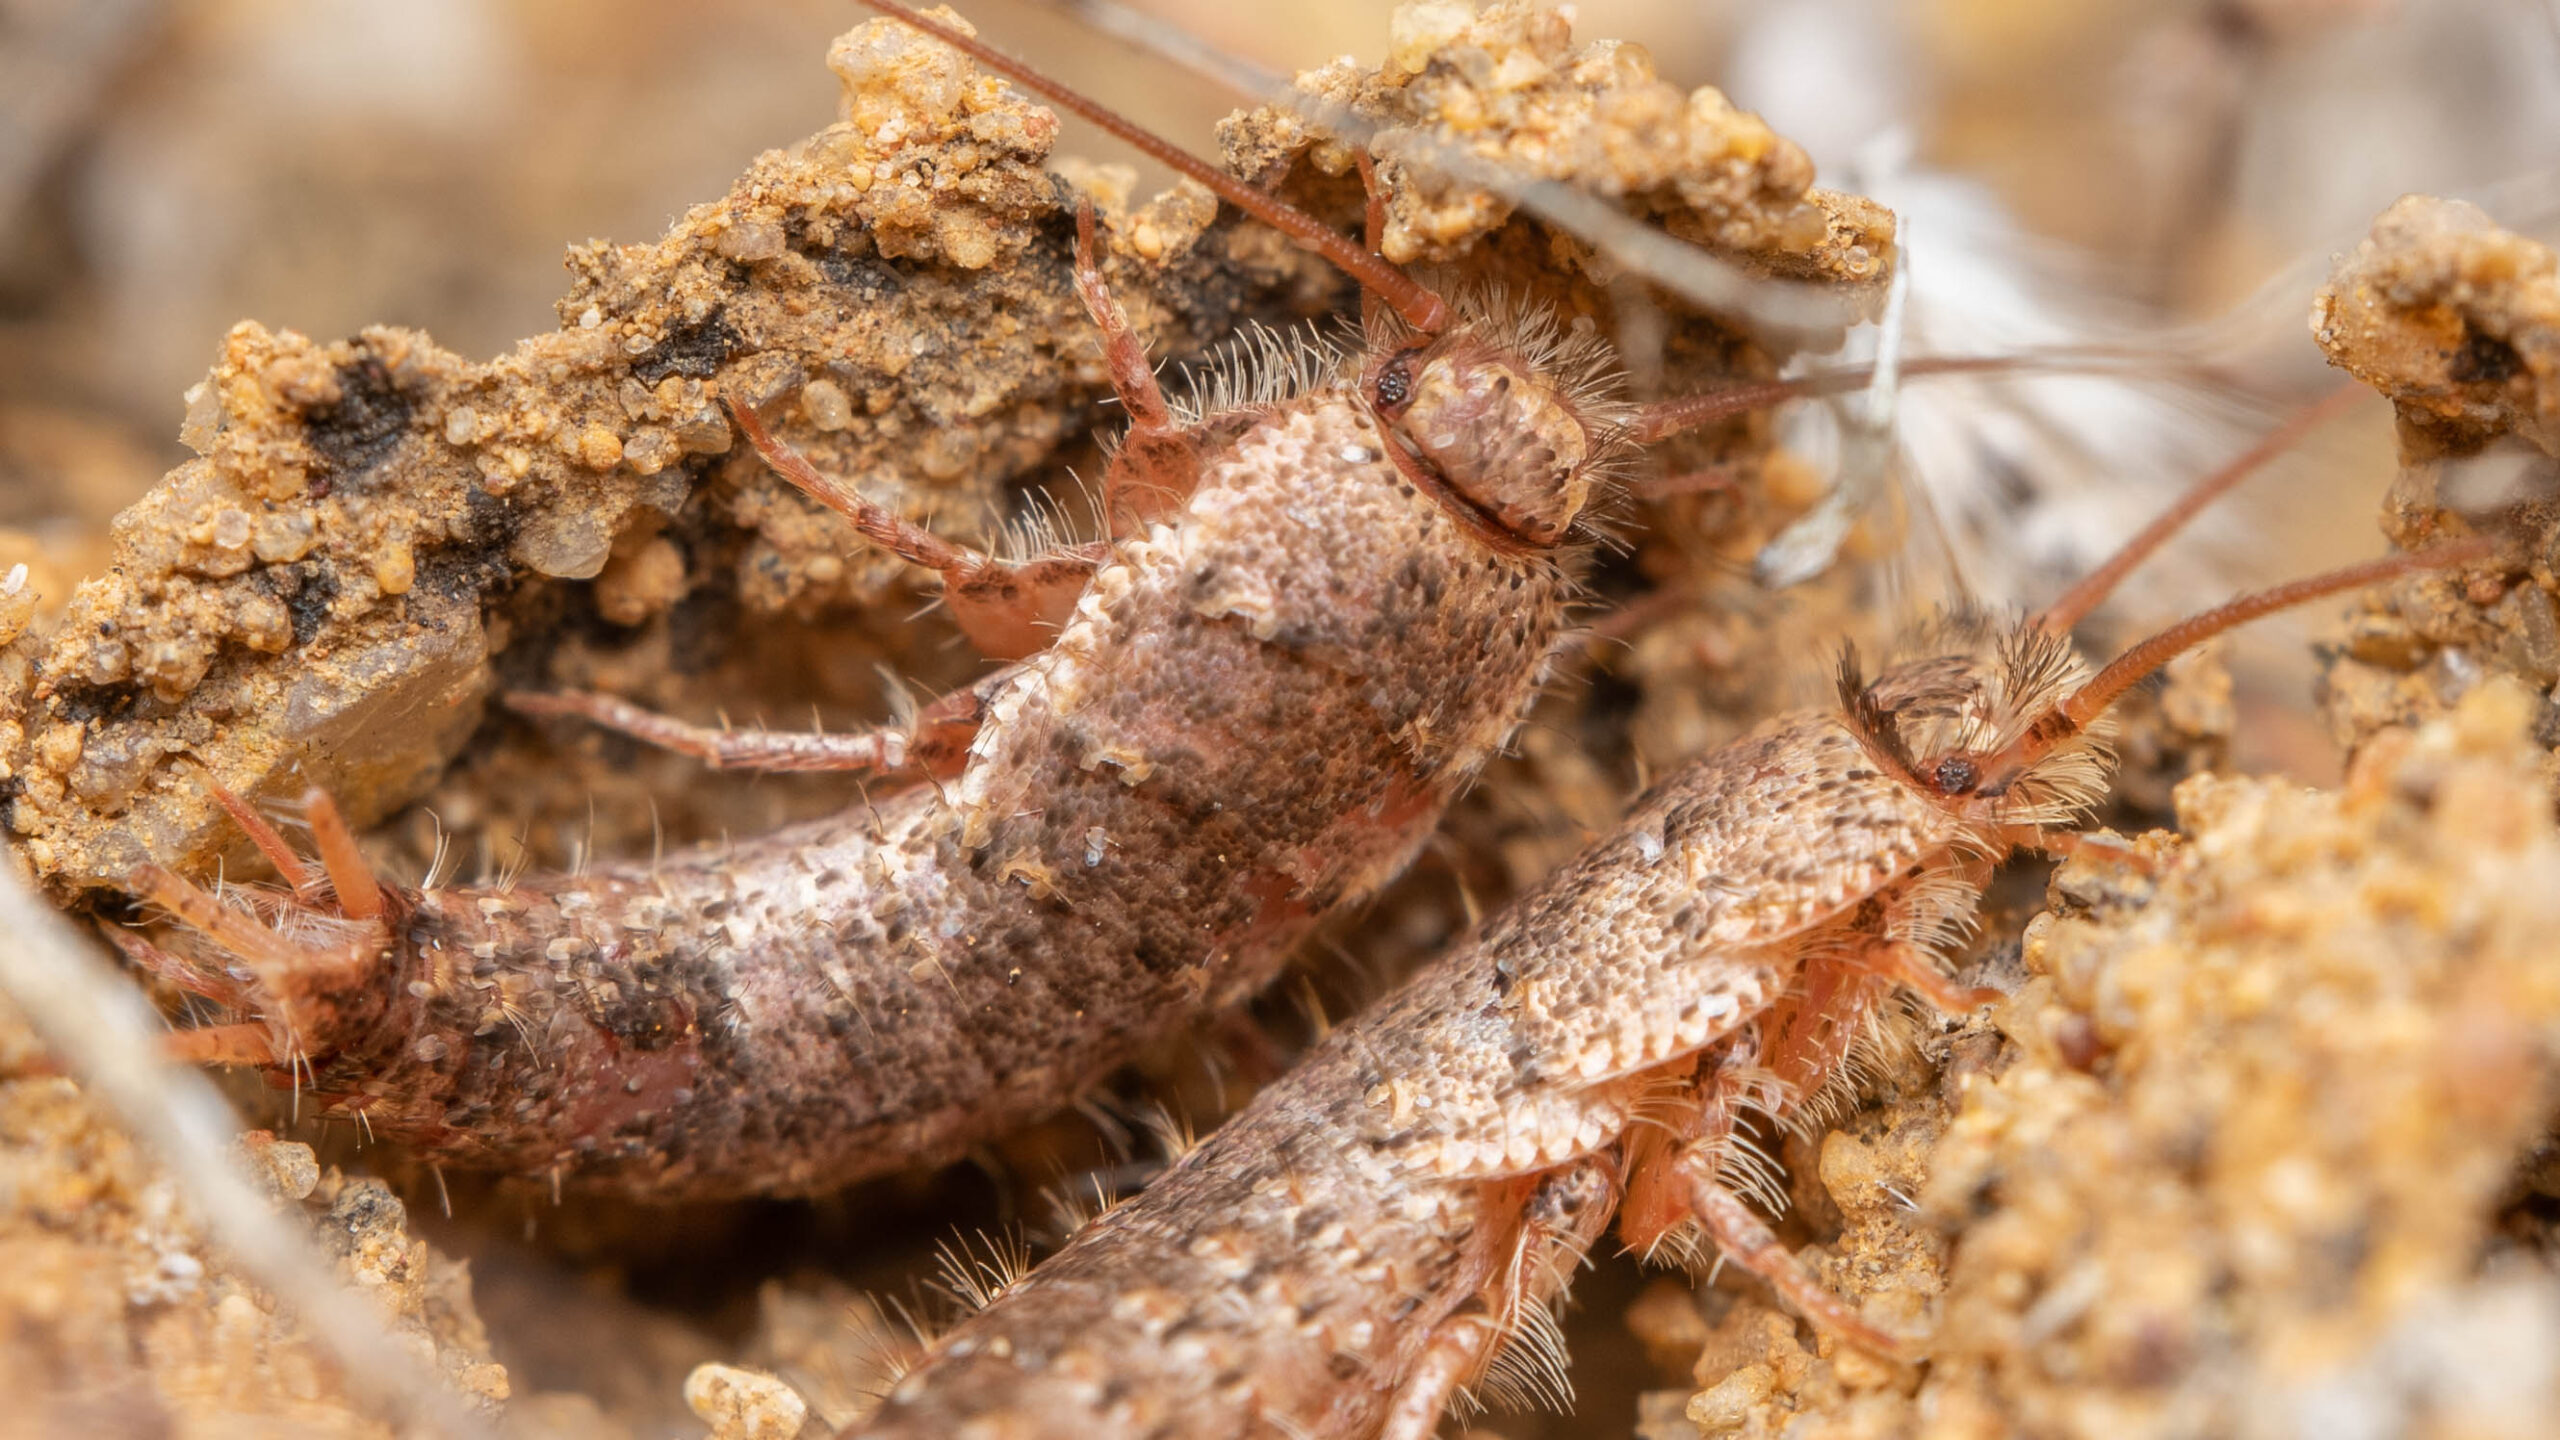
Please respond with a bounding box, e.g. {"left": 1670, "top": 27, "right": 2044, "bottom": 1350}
{"left": 851, "top": 0, "right": 1451, "bottom": 333}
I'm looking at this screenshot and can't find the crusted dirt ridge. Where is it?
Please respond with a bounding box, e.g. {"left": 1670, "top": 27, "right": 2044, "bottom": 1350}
{"left": 1635, "top": 683, "right": 2560, "bottom": 1440}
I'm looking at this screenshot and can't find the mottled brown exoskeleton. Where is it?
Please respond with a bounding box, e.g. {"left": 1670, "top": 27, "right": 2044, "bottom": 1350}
{"left": 842, "top": 446, "right": 2496, "bottom": 1438}
{"left": 112, "top": 1, "right": 1670, "bottom": 1201}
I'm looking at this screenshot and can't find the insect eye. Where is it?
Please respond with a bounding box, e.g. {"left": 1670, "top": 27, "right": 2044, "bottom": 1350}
{"left": 1932, "top": 755, "right": 1980, "bottom": 795}
{"left": 1373, "top": 356, "right": 1414, "bottom": 410}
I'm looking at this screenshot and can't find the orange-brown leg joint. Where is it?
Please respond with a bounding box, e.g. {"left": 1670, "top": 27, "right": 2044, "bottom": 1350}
{"left": 1678, "top": 1152, "right": 1916, "bottom": 1362}
{"left": 102, "top": 925, "right": 251, "bottom": 1007}
{"left": 1072, "top": 199, "right": 1198, "bottom": 536}
{"left": 1859, "top": 939, "right": 2002, "bottom": 1016}
{"left": 209, "top": 784, "right": 316, "bottom": 897}
{"left": 506, "top": 689, "right": 945, "bottom": 775}
{"left": 164, "top": 1022, "right": 279, "bottom": 1068}
{"left": 1376, "top": 1310, "right": 1503, "bottom": 1440}
{"left": 301, "top": 788, "right": 384, "bottom": 921}
{"left": 129, "top": 863, "right": 312, "bottom": 976}
{"left": 728, "top": 397, "right": 1100, "bottom": 659}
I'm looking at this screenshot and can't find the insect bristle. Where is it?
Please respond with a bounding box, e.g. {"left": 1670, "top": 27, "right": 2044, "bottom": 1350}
{"left": 832, "top": 1296, "right": 928, "bottom": 1410}
{"left": 419, "top": 816, "right": 456, "bottom": 893}
{"left": 1287, "top": 970, "right": 1335, "bottom": 1041}
{"left": 1639, "top": 1221, "right": 1714, "bottom": 1275}
{"left": 1040, "top": 1171, "right": 1125, "bottom": 1238}
{"left": 1833, "top": 608, "right": 2124, "bottom": 828}
{"left": 996, "top": 493, "right": 1075, "bottom": 567}
{"left": 1134, "top": 1101, "right": 1203, "bottom": 1164}
{"left": 1460, "top": 1294, "right": 1577, "bottom": 1419}
{"left": 496, "top": 1000, "right": 540, "bottom": 1064}
{"left": 1832, "top": 642, "right": 1917, "bottom": 781}
{"left": 1165, "top": 319, "right": 1348, "bottom": 427}
{"left": 1717, "top": 1061, "right": 1798, "bottom": 1135}
{"left": 930, "top": 1229, "right": 1034, "bottom": 1316}
{"left": 1790, "top": 1001, "right": 1921, "bottom": 1137}
{"left": 491, "top": 837, "right": 530, "bottom": 895}
{"left": 860, "top": 1294, "right": 942, "bottom": 1396}
{"left": 1714, "top": 1128, "right": 1793, "bottom": 1217}
{"left": 1890, "top": 867, "right": 1992, "bottom": 964}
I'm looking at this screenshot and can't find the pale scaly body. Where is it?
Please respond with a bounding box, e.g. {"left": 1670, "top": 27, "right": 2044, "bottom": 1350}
{"left": 134, "top": 305, "right": 1632, "bottom": 1201}
{"left": 846, "top": 490, "right": 2498, "bottom": 1437}
{"left": 851, "top": 617, "right": 2112, "bottom": 1436}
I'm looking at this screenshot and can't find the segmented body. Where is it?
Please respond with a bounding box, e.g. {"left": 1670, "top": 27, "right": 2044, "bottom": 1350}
{"left": 854, "top": 626, "right": 2112, "bottom": 1435}
{"left": 166, "top": 323, "right": 1622, "bottom": 1200}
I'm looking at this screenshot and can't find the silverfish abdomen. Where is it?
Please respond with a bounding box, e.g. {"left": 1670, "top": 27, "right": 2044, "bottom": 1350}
{"left": 282, "top": 385, "right": 1586, "bottom": 1198}
{"left": 850, "top": 706, "right": 1996, "bottom": 1436}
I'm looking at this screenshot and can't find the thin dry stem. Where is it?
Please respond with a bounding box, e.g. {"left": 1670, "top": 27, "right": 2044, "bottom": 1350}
{"left": 0, "top": 862, "right": 493, "bottom": 1438}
